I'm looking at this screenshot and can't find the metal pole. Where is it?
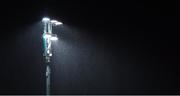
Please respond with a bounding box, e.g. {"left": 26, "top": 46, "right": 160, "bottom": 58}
{"left": 42, "top": 17, "right": 61, "bottom": 95}
{"left": 43, "top": 18, "right": 52, "bottom": 96}
{"left": 46, "top": 63, "right": 51, "bottom": 95}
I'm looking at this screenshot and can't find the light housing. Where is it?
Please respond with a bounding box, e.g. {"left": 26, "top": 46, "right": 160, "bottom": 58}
{"left": 50, "top": 34, "right": 58, "bottom": 41}
{"left": 43, "top": 33, "right": 58, "bottom": 41}
{"left": 51, "top": 20, "right": 63, "bottom": 26}
{"left": 42, "top": 17, "right": 50, "bottom": 22}
{"left": 43, "top": 33, "right": 51, "bottom": 39}
{"left": 55, "top": 22, "right": 63, "bottom": 25}
{"left": 50, "top": 20, "right": 58, "bottom": 23}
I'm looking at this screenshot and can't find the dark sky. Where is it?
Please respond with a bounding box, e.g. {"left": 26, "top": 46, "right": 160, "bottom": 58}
{"left": 0, "top": 0, "right": 179, "bottom": 95}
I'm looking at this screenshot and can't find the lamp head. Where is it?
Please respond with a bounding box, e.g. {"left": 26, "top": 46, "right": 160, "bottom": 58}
{"left": 43, "top": 33, "right": 58, "bottom": 41}
{"left": 43, "top": 33, "right": 51, "bottom": 39}
{"left": 50, "top": 34, "right": 58, "bottom": 41}
{"left": 51, "top": 20, "right": 63, "bottom": 26}
{"left": 42, "top": 17, "right": 50, "bottom": 22}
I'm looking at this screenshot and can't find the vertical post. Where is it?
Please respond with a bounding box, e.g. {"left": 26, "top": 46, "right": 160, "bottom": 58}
{"left": 43, "top": 18, "right": 52, "bottom": 96}
{"left": 46, "top": 63, "right": 51, "bottom": 95}
{"left": 42, "top": 17, "right": 60, "bottom": 95}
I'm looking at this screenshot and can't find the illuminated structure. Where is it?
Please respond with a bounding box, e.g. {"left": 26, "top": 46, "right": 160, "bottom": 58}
{"left": 42, "top": 17, "right": 62, "bottom": 95}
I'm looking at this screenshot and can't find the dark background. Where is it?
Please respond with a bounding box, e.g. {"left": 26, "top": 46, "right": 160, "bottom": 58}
{"left": 0, "top": 0, "right": 179, "bottom": 95}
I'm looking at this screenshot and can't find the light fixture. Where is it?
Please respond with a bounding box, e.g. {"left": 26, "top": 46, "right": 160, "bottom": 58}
{"left": 42, "top": 17, "right": 50, "bottom": 22}
{"left": 50, "top": 34, "right": 58, "bottom": 41}
{"left": 43, "top": 33, "right": 52, "bottom": 39}
{"left": 50, "top": 36, "right": 58, "bottom": 41}
{"left": 55, "top": 22, "right": 63, "bottom": 25}
{"left": 50, "top": 20, "right": 58, "bottom": 23}
{"left": 43, "top": 33, "right": 58, "bottom": 41}
{"left": 51, "top": 20, "right": 63, "bottom": 26}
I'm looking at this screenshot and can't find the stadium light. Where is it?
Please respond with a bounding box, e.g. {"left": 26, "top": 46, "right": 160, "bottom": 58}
{"left": 42, "top": 17, "right": 62, "bottom": 95}
{"left": 42, "top": 17, "right": 50, "bottom": 22}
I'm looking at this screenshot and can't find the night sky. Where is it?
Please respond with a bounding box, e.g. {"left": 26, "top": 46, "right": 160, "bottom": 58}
{"left": 0, "top": 0, "right": 179, "bottom": 95}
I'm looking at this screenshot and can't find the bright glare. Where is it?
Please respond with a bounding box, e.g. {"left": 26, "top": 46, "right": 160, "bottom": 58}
{"left": 51, "top": 20, "right": 63, "bottom": 25}
{"left": 42, "top": 17, "right": 50, "bottom": 22}
{"left": 55, "top": 22, "right": 63, "bottom": 25}
{"left": 43, "top": 34, "right": 51, "bottom": 39}
{"left": 51, "top": 36, "right": 58, "bottom": 41}
{"left": 50, "top": 20, "right": 58, "bottom": 23}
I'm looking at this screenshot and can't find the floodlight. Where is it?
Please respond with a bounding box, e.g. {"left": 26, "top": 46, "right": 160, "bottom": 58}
{"left": 55, "top": 22, "right": 63, "bottom": 25}
{"left": 51, "top": 36, "right": 58, "bottom": 41}
{"left": 51, "top": 20, "right": 63, "bottom": 26}
{"left": 50, "top": 20, "right": 58, "bottom": 23}
{"left": 42, "top": 17, "right": 50, "bottom": 22}
{"left": 50, "top": 34, "right": 58, "bottom": 41}
{"left": 43, "top": 33, "right": 51, "bottom": 39}
{"left": 49, "top": 53, "right": 52, "bottom": 56}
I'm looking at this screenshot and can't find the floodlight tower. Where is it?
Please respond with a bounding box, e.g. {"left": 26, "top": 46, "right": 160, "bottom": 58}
{"left": 42, "top": 17, "right": 62, "bottom": 95}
